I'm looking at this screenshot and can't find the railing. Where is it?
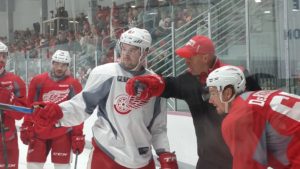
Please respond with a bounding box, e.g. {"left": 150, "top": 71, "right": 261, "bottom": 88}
{"left": 145, "top": 0, "right": 247, "bottom": 110}
{"left": 6, "top": 0, "right": 248, "bottom": 111}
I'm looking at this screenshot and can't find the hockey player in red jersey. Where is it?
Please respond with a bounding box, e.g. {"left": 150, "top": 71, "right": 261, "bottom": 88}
{"left": 0, "top": 41, "right": 27, "bottom": 169}
{"left": 20, "top": 50, "right": 84, "bottom": 169}
{"left": 206, "top": 65, "right": 300, "bottom": 169}
{"left": 30, "top": 27, "right": 178, "bottom": 169}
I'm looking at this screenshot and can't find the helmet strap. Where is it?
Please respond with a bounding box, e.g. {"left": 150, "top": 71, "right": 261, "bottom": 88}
{"left": 219, "top": 90, "right": 235, "bottom": 114}
{"left": 130, "top": 48, "right": 146, "bottom": 71}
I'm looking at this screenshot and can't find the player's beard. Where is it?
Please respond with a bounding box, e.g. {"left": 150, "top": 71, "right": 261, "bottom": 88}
{"left": 0, "top": 67, "right": 4, "bottom": 75}
{"left": 0, "top": 61, "right": 5, "bottom": 70}
{"left": 0, "top": 62, "right": 5, "bottom": 74}
{"left": 51, "top": 70, "right": 67, "bottom": 80}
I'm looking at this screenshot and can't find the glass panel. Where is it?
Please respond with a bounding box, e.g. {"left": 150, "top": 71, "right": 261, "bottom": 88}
{"left": 248, "top": 0, "right": 279, "bottom": 90}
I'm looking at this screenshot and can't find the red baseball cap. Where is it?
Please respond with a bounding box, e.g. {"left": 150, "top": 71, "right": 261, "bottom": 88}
{"left": 175, "top": 35, "right": 215, "bottom": 58}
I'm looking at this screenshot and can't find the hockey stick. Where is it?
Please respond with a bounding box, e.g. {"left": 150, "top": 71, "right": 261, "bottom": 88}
{"left": 74, "top": 151, "right": 79, "bottom": 169}
{"left": 0, "top": 103, "right": 33, "bottom": 114}
{"left": 0, "top": 110, "right": 8, "bottom": 169}
{"left": 0, "top": 103, "right": 32, "bottom": 169}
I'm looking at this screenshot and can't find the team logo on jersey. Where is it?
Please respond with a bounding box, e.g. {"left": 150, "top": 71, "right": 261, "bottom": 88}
{"left": 59, "top": 84, "right": 69, "bottom": 87}
{"left": 42, "top": 89, "right": 70, "bottom": 103}
{"left": 113, "top": 94, "right": 148, "bottom": 115}
{"left": 0, "top": 81, "right": 13, "bottom": 90}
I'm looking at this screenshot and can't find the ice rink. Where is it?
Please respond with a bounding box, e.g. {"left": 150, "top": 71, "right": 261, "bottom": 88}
{"left": 16, "top": 112, "right": 198, "bottom": 169}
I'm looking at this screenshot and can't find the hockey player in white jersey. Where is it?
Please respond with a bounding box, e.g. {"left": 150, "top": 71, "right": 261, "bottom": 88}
{"left": 31, "top": 27, "right": 178, "bottom": 169}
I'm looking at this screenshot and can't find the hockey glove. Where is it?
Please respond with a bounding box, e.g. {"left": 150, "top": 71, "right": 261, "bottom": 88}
{"left": 126, "top": 75, "right": 165, "bottom": 100}
{"left": 20, "top": 120, "right": 35, "bottom": 145}
{"left": 0, "top": 86, "right": 14, "bottom": 104}
{"left": 71, "top": 134, "right": 85, "bottom": 154}
{"left": 158, "top": 152, "right": 178, "bottom": 169}
{"left": 32, "top": 102, "right": 63, "bottom": 128}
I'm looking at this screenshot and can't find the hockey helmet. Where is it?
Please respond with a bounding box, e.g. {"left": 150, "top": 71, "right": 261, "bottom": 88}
{"left": 206, "top": 65, "right": 246, "bottom": 94}
{"left": 119, "top": 27, "right": 152, "bottom": 52}
{"left": 0, "top": 41, "right": 8, "bottom": 53}
{"left": 52, "top": 50, "right": 71, "bottom": 64}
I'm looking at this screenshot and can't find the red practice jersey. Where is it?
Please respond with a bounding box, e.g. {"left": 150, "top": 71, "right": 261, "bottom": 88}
{"left": 0, "top": 71, "right": 27, "bottom": 141}
{"left": 26, "top": 72, "right": 82, "bottom": 138}
{"left": 222, "top": 90, "right": 300, "bottom": 169}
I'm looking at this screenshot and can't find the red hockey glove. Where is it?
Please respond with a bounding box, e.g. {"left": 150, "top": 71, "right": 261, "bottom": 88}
{"left": 71, "top": 135, "right": 85, "bottom": 154}
{"left": 126, "top": 75, "right": 165, "bottom": 100}
{"left": 158, "top": 152, "right": 178, "bottom": 169}
{"left": 0, "top": 86, "right": 14, "bottom": 104}
{"left": 32, "top": 102, "right": 63, "bottom": 127}
{"left": 20, "top": 121, "right": 35, "bottom": 145}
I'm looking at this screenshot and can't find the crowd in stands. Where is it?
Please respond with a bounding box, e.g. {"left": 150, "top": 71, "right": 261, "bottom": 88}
{"left": 1, "top": 0, "right": 207, "bottom": 85}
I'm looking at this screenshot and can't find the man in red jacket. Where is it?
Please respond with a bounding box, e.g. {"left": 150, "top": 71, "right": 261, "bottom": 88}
{"left": 206, "top": 65, "right": 300, "bottom": 169}
{"left": 0, "top": 41, "right": 27, "bottom": 169}
{"left": 20, "top": 50, "right": 84, "bottom": 169}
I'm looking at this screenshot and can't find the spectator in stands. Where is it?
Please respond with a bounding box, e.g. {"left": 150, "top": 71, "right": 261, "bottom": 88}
{"left": 56, "top": 31, "right": 69, "bottom": 51}
{"left": 67, "top": 31, "right": 82, "bottom": 53}
{"left": 152, "top": 17, "right": 171, "bottom": 42}
{"left": 55, "top": 7, "right": 69, "bottom": 31}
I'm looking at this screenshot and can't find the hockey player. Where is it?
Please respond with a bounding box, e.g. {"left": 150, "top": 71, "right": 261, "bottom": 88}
{"left": 30, "top": 27, "right": 178, "bottom": 169}
{"left": 0, "top": 41, "right": 27, "bottom": 169}
{"left": 20, "top": 50, "right": 84, "bottom": 169}
{"left": 206, "top": 65, "right": 300, "bottom": 169}
{"left": 125, "top": 35, "right": 261, "bottom": 169}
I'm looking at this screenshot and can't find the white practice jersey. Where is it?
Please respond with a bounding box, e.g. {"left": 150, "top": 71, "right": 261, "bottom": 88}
{"left": 59, "top": 63, "right": 170, "bottom": 168}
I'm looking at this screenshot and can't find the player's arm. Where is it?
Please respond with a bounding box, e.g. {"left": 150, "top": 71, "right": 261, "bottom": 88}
{"left": 162, "top": 74, "right": 187, "bottom": 99}
{"left": 4, "top": 75, "right": 27, "bottom": 120}
{"left": 32, "top": 67, "right": 112, "bottom": 128}
{"left": 58, "top": 68, "right": 112, "bottom": 127}
{"left": 267, "top": 92, "right": 300, "bottom": 135}
{"left": 12, "top": 76, "right": 27, "bottom": 107}
{"left": 20, "top": 76, "right": 38, "bottom": 144}
{"left": 149, "top": 98, "right": 178, "bottom": 169}
{"left": 125, "top": 73, "right": 187, "bottom": 100}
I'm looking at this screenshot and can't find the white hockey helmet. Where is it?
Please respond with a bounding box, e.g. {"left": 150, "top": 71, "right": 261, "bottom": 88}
{"left": 119, "top": 27, "right": 152, "bottom": 52}
{"left": 0, "top": 41, "right": 8, "bottom": 53}
{"left": 51, "top": 50, "right": 71, "bottom": 64}
{"left": 206, "top": 65, "right": 246, "bottom": 94}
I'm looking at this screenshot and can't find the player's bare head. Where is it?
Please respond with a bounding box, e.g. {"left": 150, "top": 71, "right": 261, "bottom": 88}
{"left": 206, "top": 66, "right": 246, "bottom": 113}
{"left": 51, "top": 50, "right": 71, "bottom": 77}
{"left": 119, "top": 27, "right": 151, "bottom": 71}
{"left": 0, "top": 41, "right": 8, "bottom": 69}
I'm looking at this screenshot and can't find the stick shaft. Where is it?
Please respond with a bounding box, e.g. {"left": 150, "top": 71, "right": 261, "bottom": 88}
{"left": 0, "top": 103, "right": 32, "bottom": 114}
